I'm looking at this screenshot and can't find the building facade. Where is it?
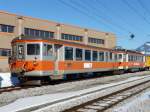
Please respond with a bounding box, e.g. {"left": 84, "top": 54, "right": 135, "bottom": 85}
{"left": 0, "top": 11, "right": 116, "bottom": 72}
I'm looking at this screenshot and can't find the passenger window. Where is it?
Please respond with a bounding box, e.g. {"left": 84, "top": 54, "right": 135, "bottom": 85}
{"left": 99, "top": 52, "right": 104, "bottom": 61}
{"left": 118, "top": 54, "right": 122, "bottom": 59}
{"left": 76, "top": 48, "right": 83, "bottom": 61}
{"left": 43, "top": 44, "right": 53, "bottom": 56}
{"left": 85, "top": 50, "right": 91, "bottom": 61}
{"left": 105, "top": 52, "right": 109, "bottom": 61}
{"left": 27, "top": 44, "right": 40, "bottom": 55}
{"left": 123, "top": 54, "right": 126, "bottom": 61}
{"left": 114, "top": 54, "right": 117, "bottom": 61}
{"left": 109, "top": 52, "right": 113, "bottom": 60}
{"left": 93, "top": 51, "right": 98, "bottom": 61}
{"left": 47, "top": 45, "right": 53, "bottom": 56}
{"left": 65, "top": 47, "right": 73, "bottom": 60}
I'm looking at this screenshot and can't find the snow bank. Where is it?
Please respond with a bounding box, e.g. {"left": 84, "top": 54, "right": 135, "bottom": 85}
{"left": 0, "top": 73, "right": 19, "bottom": 88}
{"left": 113, "top": 91, "right": 150, "bottom": 112}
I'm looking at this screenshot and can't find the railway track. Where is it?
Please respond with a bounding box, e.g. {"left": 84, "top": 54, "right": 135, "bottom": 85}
{"left": 0, "top": 85, "right": 38, "bottom": 94}
{"left": 9, "top": 75, "right": 149, "bottom": 112}
{"left": 0, "top": 86, "right": 21, "bottom": 93}
{"left": 65, "top": 78, "right": 150, "bottom": 112}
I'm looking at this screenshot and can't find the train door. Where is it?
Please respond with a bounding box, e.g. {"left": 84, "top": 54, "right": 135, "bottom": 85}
{"left": 54, "top": 44, "right": 63, "bottom": 75}
{"left": 118, "top": 53, "right": 123, "bottom": 69}
{"left": 17, "top": 43, "right": 25, "bottom": 60}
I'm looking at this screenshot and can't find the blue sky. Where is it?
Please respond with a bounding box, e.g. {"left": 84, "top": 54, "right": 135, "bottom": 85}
{"left": 0, "top": 0, "right": 150, "bottom": 49}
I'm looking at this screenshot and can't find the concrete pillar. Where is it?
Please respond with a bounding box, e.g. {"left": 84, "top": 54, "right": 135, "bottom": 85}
{"left": 84, "top": 29, "right": 88, "bottom": 44}
{"left": 56, "top": 24, "right": 61, "bottom": 40}
{"left": 104, "top": 33, "right": 109, "bottom": 48}
{"left": 17, "top": 16, "right": 24, "bottom": 37}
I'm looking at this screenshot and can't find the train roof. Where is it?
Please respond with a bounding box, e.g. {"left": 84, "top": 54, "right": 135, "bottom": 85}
{"left": 12, "top": 36, "right": 143, "bottom": 55}
{"left": 12, "top": 36, "right": 112, "bottom": 51}
{"left": 113, "top": 48, "right": 143, "bottom": 55}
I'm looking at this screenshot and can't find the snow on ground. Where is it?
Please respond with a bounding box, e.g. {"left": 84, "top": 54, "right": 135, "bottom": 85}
{"left": 0, "top": 73, "right": 19, "bottom": 88}
{"left": 112, "top": 91, "right": 150, "bottom": 112}
{"left": 0, "top": 75, "right": 149, "bottom": 112}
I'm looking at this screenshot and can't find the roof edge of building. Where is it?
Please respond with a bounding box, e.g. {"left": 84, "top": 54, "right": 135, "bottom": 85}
{"left": 0, "top": 10, "right": 115, "bottom": 36}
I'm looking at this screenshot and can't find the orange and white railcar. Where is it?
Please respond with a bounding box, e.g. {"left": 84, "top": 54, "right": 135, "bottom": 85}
{"left": 9, "top": 36, "right": 145, "bottom": 84}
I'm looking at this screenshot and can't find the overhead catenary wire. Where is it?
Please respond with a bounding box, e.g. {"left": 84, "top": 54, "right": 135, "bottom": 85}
{"left": 137, "top": 0, "right": 150, "bottom": 18}
{"left": 72, "top": 0, "right": 131, "bottom": 33}
{"left": 58, "top": 0, "right": 115, "bottom": 32}
{"left": 122, "top": 0, "right": 150, "bottom": 25}
{"left": 58, "top": 0, "right": 135, "bottom": 36}
{"left": 94, "top": 0, "right": 137, "bottom": 33}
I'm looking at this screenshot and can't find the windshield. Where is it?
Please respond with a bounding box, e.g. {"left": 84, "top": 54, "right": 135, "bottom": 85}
{"left": 18, "top": 44, "right": 24, "bottom": 59}
{"left": 27, "top": 44, "right": 40, "bottom": 55}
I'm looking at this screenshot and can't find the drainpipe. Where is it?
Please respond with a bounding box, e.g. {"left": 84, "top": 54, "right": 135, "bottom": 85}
{"left": 56, "top": 24, "right": 61, "bottom": 40}
{"left": 84, "top": 29, "right": 88, "bottom": 45}
{"left": 17, "top": 16, "right": 24, "bottom": 39}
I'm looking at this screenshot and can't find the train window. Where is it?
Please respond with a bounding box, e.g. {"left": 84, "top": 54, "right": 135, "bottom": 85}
{"left": 118, "top": 54, "right": 122, "bottom": 59}
{"left": 105, "top": 52, "right": 109, "bottom": 61}
{"left": 99, "top": 52, "right": 104, "bottom": 61}
{"left": 123, "top": 54, "right": 126, "bottom": 61}
{"left": 114, "top": 54, "right": 117, "bottom": 61}
{"left": 76, "top": 48, "right": 83, "bottom": 61}
{"left": 65, "top": 47, "right": 73, "bottom": 60}
{"left": 109, "top": 52, "right": 113, "bottom": 60}
{"left": 47, "top": 45, "right": 53, "bottom": 56}
{"left": 43, "top": 44, "right": 53, "bottom": 56}
{"left": 93, "top": 51, "right": 98, "bottom": 61}
{"left": 131, "top": 55, "right": 133, "bottom": 61}
{"left": 129, "top": 55, "right": 132, "bottom": 61}
{"left": 85, "top": 50, "right": 91, "bottom": 61}
{"left": 27, "top": 44, "right": 40, "bottom": 55}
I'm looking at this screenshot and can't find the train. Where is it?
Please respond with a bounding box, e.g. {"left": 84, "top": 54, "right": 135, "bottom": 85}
{"left": 9, "top": 36, "right": 149, "bottom": 85}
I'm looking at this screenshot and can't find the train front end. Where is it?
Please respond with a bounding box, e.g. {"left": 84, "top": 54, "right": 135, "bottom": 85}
{"left": 9, "top": 37, "right": 54, "bottom": 84}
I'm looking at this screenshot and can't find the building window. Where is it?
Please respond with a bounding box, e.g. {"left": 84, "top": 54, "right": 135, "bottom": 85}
{"left": 99, "top": 52, "right": 104, "bottom": 61}
{"left": 61, "top": 33, "right": 83, "bottom": 42}
{"left": 0, "top": 48, "right": 11, "bottom": 56}
{"left": 0, "top": 24, "right": 14, "bottom": 33}
{"left": 85, "top": 50, "right": 91, "bottom": 61}
{"left": 65, "top": 47, "right": 73, "bottom": 60}
{"left": 76, "top": 48, "right": 83, "bottom": 61}
{"left": 24, "top": 28, "right": 54, "bottom": 38}
{"left": 88, "top": 37, "right": 105, "bottom": 44}
{"left": 93, "top": 51, "right": 98, "bottom": 61}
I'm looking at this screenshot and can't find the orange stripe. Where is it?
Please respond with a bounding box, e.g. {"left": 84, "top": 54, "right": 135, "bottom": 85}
{"left": 10, "top": 60, "right": 145, "bottom": 72}
{"left": 11, "top": 60, "right": 54, "bottom": 71}
{"left": 58, "top": 61, "right": 144, "bottom": 70}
